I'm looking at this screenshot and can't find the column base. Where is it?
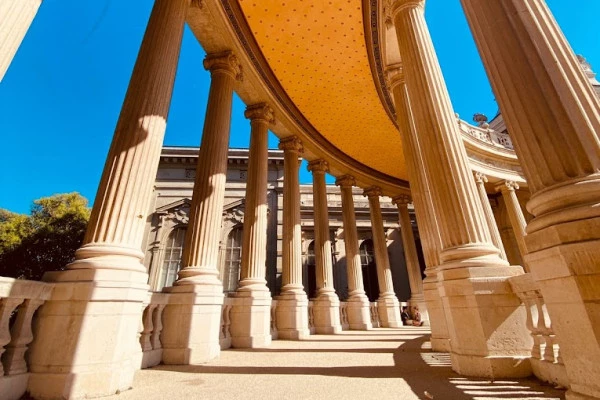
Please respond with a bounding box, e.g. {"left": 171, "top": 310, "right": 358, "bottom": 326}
{"left": 566, "top": 389, "right": 600, "bottom": 400}
{"left": 312, "top": 293, "right": 342, "bottom": 334}
{"left": 346, "top": 294, "right": 373, "bottom": 330}
{"left": 423, "top": 275, "right": 451, "bottom": 351}
{"left": 27, "top": 268, "right": 149, "bottom": 400}
{"left": 229, "top": 288, "right": 272, "bottom": 348}
{"left": 450, "top": 353, "right": 532, "bottom": 378}
{"left": 275, "top": 291, "right": 310, "bottom": 340}
{"left": 438, "top": 265, "right": 533, "bottom": 379}
{"left": 161, "top": 283, "right": 224, "bottom": 364}
{"left": 377, "top": 295, "right": 402, "bottom": 328}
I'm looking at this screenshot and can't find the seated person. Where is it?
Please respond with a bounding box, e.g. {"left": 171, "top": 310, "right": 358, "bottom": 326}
{"left": 401, "top": 306, "right": 410, "bottom": 326}
{"left": 411, "top": 306, "right": 424, "bottom": 326}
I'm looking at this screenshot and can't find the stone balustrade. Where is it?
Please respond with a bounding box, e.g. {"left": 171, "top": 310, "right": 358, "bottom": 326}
{"left": 0, "top": 278, "right": 52, "bottom": 400}
{"left": 369, "top": 302, "right": 380, "bottom": 328}
{"left": 220, "top": 297, "right": 234, "bottom": 350}
{"left": 508, "top": 274, "right": 569, "bottom": 387}
{"left": 307, "top": 301, "right": 315, "bottom": 334}
{"left": 458, "top": 119, "right": 514, "bottom": 150}
{"left": 339, "top": 301, "right": 349, "bottom": 330}
{"left": 140, "top": 292, "right": 169, "bottom": 369}
{"left": 270, "top": 300, "right": 278, "bottom": 340}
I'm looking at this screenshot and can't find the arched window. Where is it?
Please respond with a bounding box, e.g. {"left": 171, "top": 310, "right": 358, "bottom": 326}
{"left": 359, "top": 239, "right": 379, "bottom": 302}
{"left": 158, "top": 227, "right": 187, "bottom": 290}
{"left": 306, "top": 240, "right": 317, "bottom": 299}
{"left": 223, "top": 225, "right": 243, "bottom": 293}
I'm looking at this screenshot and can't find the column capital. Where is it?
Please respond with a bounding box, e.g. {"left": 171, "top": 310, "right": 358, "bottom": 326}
{"left": 390, "top": 0, "right": 425, "bottom": 17}
{"left": 385, "top": 64, "right": 405, "bottom": 90}
{"left": 497, "top": 180, "right": 520, "bottom": 193}
{"left": 203, "top": 51, "right": 243, "bottom": 81}
{"left": 473, "top": 171, "right": 488, "bottom": 184}
{"left": 278, "top": 136, "right": 303, "bottom": 154}
{"left": 363, "top": 186, "right": 383, "bottom": 198}
{"left": 307, "top": 159, "right": 329, "bottom": 174}
{"left": 244, "top": 103, "right": 275, "bottom": 125}
{"left": 392, "top": 194, "right": 412, "bottom": 207}
{"left": 335, "top": 175, "right": 356, "bottom": 188}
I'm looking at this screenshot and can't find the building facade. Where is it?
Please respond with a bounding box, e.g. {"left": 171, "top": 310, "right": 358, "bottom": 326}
{"left": 144, "top": 147, "right": 418, "bottom": 302}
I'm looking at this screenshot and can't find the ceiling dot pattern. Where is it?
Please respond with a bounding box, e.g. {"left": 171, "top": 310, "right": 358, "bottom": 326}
{"left": 238, "top": 0, "right": 407, "bottom": 180}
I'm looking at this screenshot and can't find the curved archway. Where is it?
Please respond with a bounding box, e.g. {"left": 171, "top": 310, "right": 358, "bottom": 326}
{"left": 157, "top": 227, "right": 187, "bottom": 291}
{"left": 359, "top": 239, "right": 379, "bottom": 302}
{"left": 222, "top": 225, "right": 243, "bottom": 293}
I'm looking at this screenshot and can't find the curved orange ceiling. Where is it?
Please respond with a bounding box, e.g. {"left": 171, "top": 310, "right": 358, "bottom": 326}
{"left": 238, "top": 0, "right": 408, "bottom": 181}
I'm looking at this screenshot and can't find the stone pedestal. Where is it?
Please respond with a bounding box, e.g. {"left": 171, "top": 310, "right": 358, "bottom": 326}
{"left": 161, "top": 287, "right": 224, "bottom": 364}
{"left": 230, "top": 103, "right": 275, "bottom": 348}
{"left": 27, "top": 0, "right": 190, "bottom": 397}
{"left": 336, "top": 176, "right": 372, "bottom": 330}
{"left": 276, "top": 137, "right": 310, "bottom": 340}
{"left": 392, "top": 0, "right": 532, "bottom": 377}
{"left": 364, "top": 187, "right": 402, "bottom": 328}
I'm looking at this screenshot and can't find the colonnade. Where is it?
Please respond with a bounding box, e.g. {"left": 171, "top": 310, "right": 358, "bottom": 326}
{"left": 11, "top": 0, "right": 600, "bottom": 399}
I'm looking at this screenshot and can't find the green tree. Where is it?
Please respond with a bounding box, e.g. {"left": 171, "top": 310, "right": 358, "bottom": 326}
{"left": 0, "top": 193, "right": 90, "bottom": 280}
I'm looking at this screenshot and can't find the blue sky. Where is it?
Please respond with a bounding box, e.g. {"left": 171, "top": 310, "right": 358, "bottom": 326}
{"left": 0, "top": 0, "right": 598, "bottom": 214}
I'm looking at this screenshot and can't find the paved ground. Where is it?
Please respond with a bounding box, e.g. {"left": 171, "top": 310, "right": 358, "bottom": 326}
{"left": 109, "top": 328, "right": 565, "bottom": 400}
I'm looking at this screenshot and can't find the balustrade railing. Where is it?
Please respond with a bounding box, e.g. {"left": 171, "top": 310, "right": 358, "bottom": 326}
{"left": 220, "top": 297, "right": 234, "bottom": 350}
{"left": 139, "top": 292, "right": 169, "bottom": 369}
{"left": 458, "top": 119, "right": 514, "bottom": 150}
{"left": 339, "top": 301, "right": 349, "bottom": 330}
{"left": 270, "top": 299, "right": 278, "bottom": 340}
{"left": 369, "top": 302, "right": 380, "bottom": 328}
{"left": 509, "top": 274, "right": 569, "bottom": 387}
{"left": 307, "top": 301, "right": 315, "bottom": 334}
{"left": 0, "top": 278, "right": 52, "bottom": 400}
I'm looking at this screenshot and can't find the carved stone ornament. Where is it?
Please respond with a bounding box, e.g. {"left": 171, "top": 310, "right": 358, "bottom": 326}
{"left": 223, "top": 207, "right": 245, "bottom": 224}
{"left": 167, "top": 203, "right": 190, "bottom": 225}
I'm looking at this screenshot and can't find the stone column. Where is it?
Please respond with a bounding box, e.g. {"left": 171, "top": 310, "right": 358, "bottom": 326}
{"left": 27, "top": 0, "right": 191, "bottom": 398}
{"left": 336, "top": 176, "right": 372, "bottom": 330}
{"left": 230, "top": 104, "right": 274, "bottom": 348}
{"left": 497, "top": 181, "right": 529, "bottom": 272}
{"left": 363, "top": 187, "right": 402, "bottom": 328}
{"left": 387, "top": 66, "right": 450, "bottom": 350}
{"left": 392, "top": 195, "right": 428, "bottom": 321}
{"left": 308, "top": 160, "right": 342, "bottom": 334}
{"left": 276, "top": 137, "right": 310, "bottom": 339}
{"left": 392, "top": 0, "right": 531, "bottom": 378}
{"left": 460, "top": 1, "right": 600, "bottom": 395}
{"left": 474, "top": 172, "right": 508, "bottom": 261}
{"left": 0, "top": 0, "right": 42, "bottom": 82}
{"left": 161, "top": 51, "right": 242, "bottom": 364}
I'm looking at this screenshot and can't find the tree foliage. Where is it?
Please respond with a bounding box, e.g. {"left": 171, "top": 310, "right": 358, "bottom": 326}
{"left": 0, "top": 193, "right": 90, "bottom": 280}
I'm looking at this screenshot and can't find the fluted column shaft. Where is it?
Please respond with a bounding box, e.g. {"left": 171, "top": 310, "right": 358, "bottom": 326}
{"left": 177, "top": 52, "right": 242, "bottom": 285}
{"left": 388, "top": 67, "right": 448, "bottom": 349}
{"left": 0, "top": 0, "right": 42, "bottom": 82}
{"left": 308, "top": 160, "right": 336, "bottom": 295}
{"left": 364, "top": 188, "right": 395, "bottom": 298}
{"left": 238, "top": 104, "right": 274, "bottom": 289}
{"left": 498, "top": 181, "right": 529, "bottom": 272}
{"left": 460, "top": 0, "right": 600, "bottom": 393}
{"left": 279, "top": 137, "right": 304, "bottom": 293}
{"left": 336, "top": 176, "right": 366, "bottom": 297}
{"left": 71, "top": 0, "right": 190, "bottom": 274}
{"left": 392, "top": 1, "right": 505, "bottom": 268}
{"left": 474, "top": 172, "right": 508, "bottom": 261}
{"left": 392, "top": 196, "right": 424, "bottom": 300}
